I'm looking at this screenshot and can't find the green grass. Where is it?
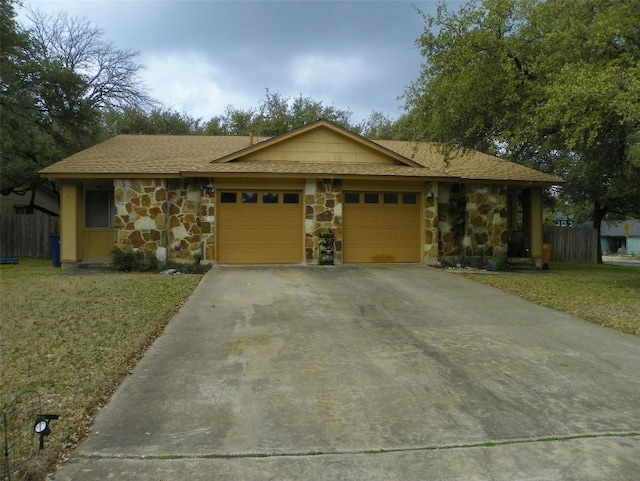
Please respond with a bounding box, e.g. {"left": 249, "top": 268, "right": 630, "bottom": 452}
{"left": 2, "top": 258, "right": 637, "bottom": 478}
{"left": 462, "top": 262, "right": 640, "bottom": 336}
{"left": 0, "top": 259, "right": 202, "bottom": 479}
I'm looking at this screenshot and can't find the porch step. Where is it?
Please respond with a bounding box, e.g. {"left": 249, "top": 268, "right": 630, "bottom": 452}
{"left": 75, "top": 261, "right": 112, "bottom": 270}
{"left": 507, "top": 257, "right": 539, "bottom": 270}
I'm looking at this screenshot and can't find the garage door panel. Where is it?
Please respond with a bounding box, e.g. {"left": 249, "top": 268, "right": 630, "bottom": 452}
{"left": 217, "top": 191, "right": 303, "bottom": 264}
{"left": 344, "top": 192, "right": 420, "bottom": 263}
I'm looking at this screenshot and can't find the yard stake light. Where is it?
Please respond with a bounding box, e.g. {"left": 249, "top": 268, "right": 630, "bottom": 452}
{"left": 34, "top": 414, "right": 59, "bottom": 450}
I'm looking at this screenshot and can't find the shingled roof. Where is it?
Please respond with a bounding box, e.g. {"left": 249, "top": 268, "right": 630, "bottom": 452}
{"left": 374, "top": 140, "right": 562, "bottom": 184}
{"left": 40, "top": 121, "right": 562, "bottom": 185}
{"left": 39, "top": 134, "right": 268, "bottom": 176}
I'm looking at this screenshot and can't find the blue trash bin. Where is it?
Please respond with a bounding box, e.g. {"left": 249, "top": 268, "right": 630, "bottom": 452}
{"left": 49, "top": 234, "right": 61, "bottom": 267}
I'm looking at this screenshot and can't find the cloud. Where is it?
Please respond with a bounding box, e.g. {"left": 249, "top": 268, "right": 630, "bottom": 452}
{"left": 289, "top": 54, "right": 368, "bottom": 95}
{"left": 141, "top": 53, "right": 254, "bottom": 120}
{"left": 20, "top": 0, "right": 433, "bottom": 123}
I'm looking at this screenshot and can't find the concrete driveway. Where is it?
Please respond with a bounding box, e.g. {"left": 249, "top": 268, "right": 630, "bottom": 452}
{"left": 53, "top": 266, "right": 640, "bottom": 480}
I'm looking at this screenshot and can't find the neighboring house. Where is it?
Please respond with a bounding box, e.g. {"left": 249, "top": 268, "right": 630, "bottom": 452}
{"left": 0, "top": 184, "right": 59, "bottom": 216}
{"left": 39, "top": 119, "right": 562, "bottom": 267}
{"left": 601, "top": 220, "right": 640, "bottom": 255}
{"left": 554, "top": 213, "right": 574, "bottom": 227}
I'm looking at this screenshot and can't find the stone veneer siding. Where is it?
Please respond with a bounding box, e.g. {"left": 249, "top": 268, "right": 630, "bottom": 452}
{"left": 113, "top": 178, "right": 507, "bottom": 266}
{"left": 166, "top": 180, "right": 208, "bottom": 261}
{"left": 305, "top": 179, "right": 343, "bottom": 264}
{"left": 423, "top": 183, "right": 439, "bottom": 264}
{"left": 114, "top": 179, "right": 167, "bottom": 261}
{"left": 198, "top": 182, "right": 216, "bottom": 262}
{"left": 114, "top": 178, "right": 215, "bottom": 263}
{"left": 465, "top": 185, "right": 508, "bottom": 258}
{"left": 437, "top": 183, "right": 508, "bottom": 264}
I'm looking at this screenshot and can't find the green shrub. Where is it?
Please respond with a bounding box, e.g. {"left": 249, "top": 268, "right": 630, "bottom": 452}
{"left": 112, "top": 250, "right": 157, "bottom": 272}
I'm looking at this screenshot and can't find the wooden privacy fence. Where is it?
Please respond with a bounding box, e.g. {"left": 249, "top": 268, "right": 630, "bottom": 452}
{"left": 0, "top": 213, "right": 59, "bottom": 259}
{"left": 544, "top": 225, "right": 598, "bottom": 263}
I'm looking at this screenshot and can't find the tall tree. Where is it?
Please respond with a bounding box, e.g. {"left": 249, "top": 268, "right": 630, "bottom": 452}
{"left": 27, "top": 9, "right": 154, "bottom": 111}
{"left": 529, "top": 0, "right": 640, "bottom": 239}
{"left": 1, "top": 4, "right": 156, "bottom": 205}
{"left": 405, "top": 0, "right": 640, "bottom": 262}
{"left": 1, "top": 1, "right": 97, "bottom": 202}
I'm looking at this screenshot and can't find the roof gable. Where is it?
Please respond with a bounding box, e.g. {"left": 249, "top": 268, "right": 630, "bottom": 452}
{"left": 213, "top": 120, "right": 422, "bottom": 167}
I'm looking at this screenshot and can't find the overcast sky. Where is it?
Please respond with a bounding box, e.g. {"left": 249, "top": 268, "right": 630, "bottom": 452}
{"left": 17, "top": 1, "right": 463, "bottom": 124}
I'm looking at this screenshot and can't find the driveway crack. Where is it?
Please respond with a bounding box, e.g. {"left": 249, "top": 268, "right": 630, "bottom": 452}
{"left": 79, "top": 431, "right": 639, "bottom": 460}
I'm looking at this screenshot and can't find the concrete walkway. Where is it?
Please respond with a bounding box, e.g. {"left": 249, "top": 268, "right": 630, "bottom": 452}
{"left": 53, "top": 266, "right": 640, "bottom": 480}
{"left": 603, "top": 255, "right": 640, "bottom": 267}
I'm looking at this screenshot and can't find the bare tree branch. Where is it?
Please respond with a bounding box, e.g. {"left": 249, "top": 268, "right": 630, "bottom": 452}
{"left": 26, "top": 9, "right": 157, "bottom": 111}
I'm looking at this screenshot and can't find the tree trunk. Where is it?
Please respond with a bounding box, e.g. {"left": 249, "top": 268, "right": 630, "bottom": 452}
{"left": 592, "top": 202, "right": 607, "bottom": 264}
{"left": 27, "top": 178, "right": 39, "bottom": 214}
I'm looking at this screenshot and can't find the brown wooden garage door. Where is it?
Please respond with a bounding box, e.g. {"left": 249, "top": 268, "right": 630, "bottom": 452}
{"left": 343, "top": 192, "right": 421, "bottom": 263}
{"left": 217, "top": 191, "right": 303, "bottom": 264}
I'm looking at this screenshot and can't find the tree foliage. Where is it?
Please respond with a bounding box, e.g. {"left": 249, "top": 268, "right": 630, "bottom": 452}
{"left": 105, "top": 90, "right": 415, "bottom": 141}
{"left": 103, "top": 107, "right": 202, "bottom": 135}
{"left": 1, "top": 2, "right": 153, "bottom": 201}
{"left": 203, "top": 90, "right": 355, "bottom": 136}
{"left": 1, "top": 1, "right": 97, "bottom": 197}
{"left": 405, "top": 0, "right": 640, "bottom": 261}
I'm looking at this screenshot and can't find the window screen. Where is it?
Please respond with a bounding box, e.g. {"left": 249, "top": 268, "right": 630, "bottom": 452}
{"left": 85, "top": 190, "right": 113, "bottom": 228}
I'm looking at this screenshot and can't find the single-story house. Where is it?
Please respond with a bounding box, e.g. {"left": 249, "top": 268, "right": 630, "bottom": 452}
{"left": 601, "top": 219, "right": 640, "bottom": 255}
{"left": 39, "top": 119, "right": 562, "bottom": 268}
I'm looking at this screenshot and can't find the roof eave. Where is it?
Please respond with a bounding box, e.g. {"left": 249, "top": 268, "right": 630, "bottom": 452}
{"left": 454, "top": 177, "right": 565, "bottom": 187}
{"left": 40, "top": 172, "right": 182, "bottom": 180}
{"left": 181, "top": 171, "right": 457, "bottom": 181}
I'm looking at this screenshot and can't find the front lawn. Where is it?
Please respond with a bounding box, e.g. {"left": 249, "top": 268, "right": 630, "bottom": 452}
{"left": 0, "top": 259, "right": 202, "bottom": 479}
{"left": 462, "top": 262, "right": 640, "bottom": 336}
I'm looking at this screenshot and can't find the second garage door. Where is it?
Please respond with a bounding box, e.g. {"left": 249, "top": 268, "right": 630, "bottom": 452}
{"left": 217, "top": 191, "right": 303, "bottom": 264}
{"left": 343, "top": 191, "right": 421, "bottom": 263}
